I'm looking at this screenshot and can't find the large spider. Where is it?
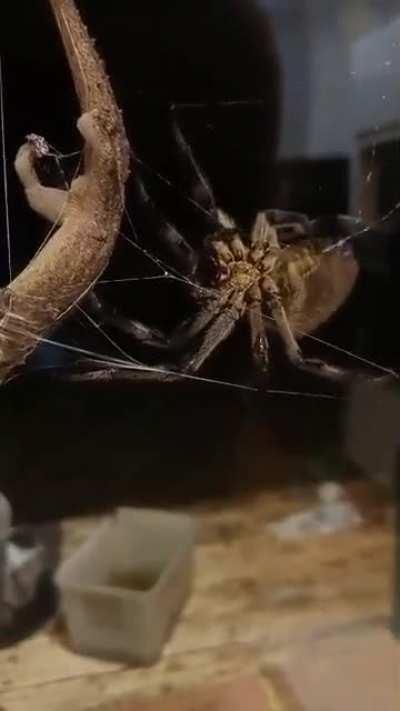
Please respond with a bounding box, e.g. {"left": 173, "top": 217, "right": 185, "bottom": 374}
{"left": 76, "top": 110, "right": 363, "bottom": 389}
{"left": 19, "top": 110, "right": 364, "bottom": 389}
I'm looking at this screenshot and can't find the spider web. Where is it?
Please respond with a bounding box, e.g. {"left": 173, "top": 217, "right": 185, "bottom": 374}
{"left": 0, "top": 60, "right": 398, "bottom": 400}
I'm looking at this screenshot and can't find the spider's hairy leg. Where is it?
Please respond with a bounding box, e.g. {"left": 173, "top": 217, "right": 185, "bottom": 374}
{"left": 230, "top": 233, "right": 248, "bottom": 260}
{"left": 50, "top": 296, "right": 235, "bottom": 385}
{"left": 83, "top": 167, "right": 202, "bottom": 348}
{"left": 247, "top": 284, "right": 269, "bottom": 373}
{"left": 250, "top": 211, "right": 280, "bottom": 262}
{"left": 47, "top": 296, "right": 234, "bottom": 386}
{"left": 51, "top": 360, "right": 183, "bottom": 385}
{"left": 166, "top": 294, "right": 230, "bottom": 351}
{"left": 255, "top": 211, "right": 365, "bottom": 248}
{"left": 206, "top": 231, "right": 250, "bottom": 283}
{"left": 85, "top": 290, "right": 230, "bottom": 355}
{"left": 262, "top": 275, "right": 346, "bottom": 382}
{"left": 262, "top": 275, "right": 301, "bottom": 363}
{"left": 169, "top": 105, "right": 219, "bottom": 230}
{"left": 131, "top": 171, "right": 198, "bottom": 275}
{"left": 217, "top": 210, "right": 236, "bottom": 229}
{"left": 182, "top": 292, "right": 245, "bottom": 373}
{"left": 84, "top": 292, "right": 169, "bottom": 349}
{"left": 309, "top": 214, "right": 366, "bottom": 239}
{"left": 212, "top": 237, "right": 235, "bottom": 264}
{"left": 264, "top": 209, "right": 312, "bottom": 243}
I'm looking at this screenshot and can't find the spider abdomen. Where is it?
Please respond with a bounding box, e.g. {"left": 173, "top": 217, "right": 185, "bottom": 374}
{"left": 276, "top": 239, "right": 359, "bottom": 334}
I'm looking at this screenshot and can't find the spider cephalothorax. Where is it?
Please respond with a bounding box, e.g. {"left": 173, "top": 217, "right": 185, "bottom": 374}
{"left": 206, "top": 212, "right": 320, "bottom": 299}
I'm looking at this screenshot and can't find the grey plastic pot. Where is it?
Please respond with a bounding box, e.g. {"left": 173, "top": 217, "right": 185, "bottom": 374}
{"left": 56, "top": 507, "right": 197, "bottom": 665}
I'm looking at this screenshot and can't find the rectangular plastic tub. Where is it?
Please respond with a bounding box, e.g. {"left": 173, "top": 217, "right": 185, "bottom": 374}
{"left": 56, "top": 507, "right": 197, "bottom": 664}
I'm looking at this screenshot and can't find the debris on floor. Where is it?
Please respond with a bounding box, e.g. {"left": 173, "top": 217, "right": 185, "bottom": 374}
{"left": 267, "top": 481, "right": 362, "bottom": 540}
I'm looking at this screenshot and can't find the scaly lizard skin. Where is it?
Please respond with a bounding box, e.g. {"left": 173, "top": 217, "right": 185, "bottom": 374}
{"left": 0, "top": 0, "right": 130, "bottom": 384}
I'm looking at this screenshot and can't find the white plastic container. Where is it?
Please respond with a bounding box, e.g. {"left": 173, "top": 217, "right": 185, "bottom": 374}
{"left": 56, "top": 507, "right": 197, "bottom": 664}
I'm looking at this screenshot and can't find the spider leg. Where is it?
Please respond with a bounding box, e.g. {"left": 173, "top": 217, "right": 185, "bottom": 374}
{"left": 247, "top": 284, "right": 269, "bottom": 373}
{"left": 309, "top": 214, "right": 366, "bottom": 239}
{"left": 165, "top": 296, "right": 226, "bottom": 349}
{"left": 262, "top": 276, "right": 347, "bottom": 382}
{"left": 169, "top": 105, "right": 219, "bottom": 230}
{"left": 250, "top": 211, "right": 281, "bottom": 262}
{"left": 46, "top": 359, "right": 183, "bottom": 385}
{"left": 264, "top": 209, "right": 312, "bottom": 244}
{"left": 84, "top": 290, "right": 229, "bottom": 354}
{"left": 262, "top": 276, "right": 301, "bottom": 362}
{"left": 262, "top": 211, "right": 365, "bottom": 246}
{"left": 131, "top": 171, "right": 198, "bottom": 275}
{"left": 30, "top": 358, "right": 184, "bottom": 385}
{"left": 84, "top": 292, "right": 169, "bottom": 349}
{"left": 182, "top": 292, "right": 244, "bottom": 373}
{"left": 44, "top": 296, "right": 235, "bottom": 384}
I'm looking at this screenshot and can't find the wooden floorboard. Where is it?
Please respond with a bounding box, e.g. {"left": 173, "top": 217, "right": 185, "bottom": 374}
{"left": 0, "top": 482, "right": 393, "bottom": 711}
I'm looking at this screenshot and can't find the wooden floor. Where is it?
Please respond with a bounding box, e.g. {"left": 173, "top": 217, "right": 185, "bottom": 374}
{"left": 0, "top": 480, "right": 394, "bottom": 711}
